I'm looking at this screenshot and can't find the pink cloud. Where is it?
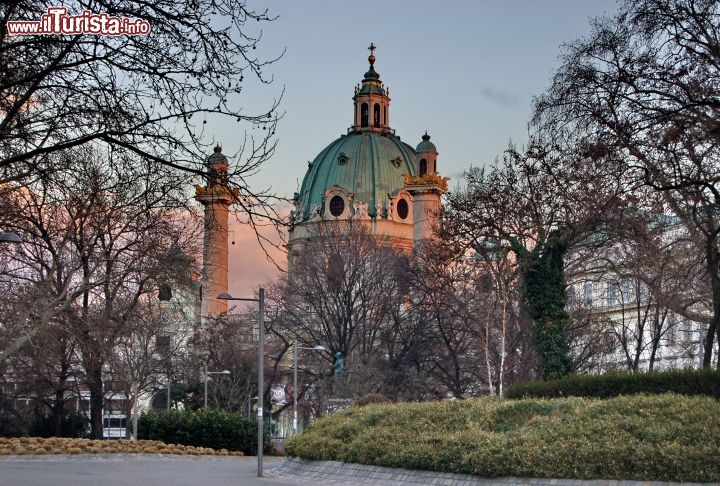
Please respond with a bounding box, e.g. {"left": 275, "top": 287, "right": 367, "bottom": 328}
{"left": 226, "top": 209, "right": 288, "bottom": 299}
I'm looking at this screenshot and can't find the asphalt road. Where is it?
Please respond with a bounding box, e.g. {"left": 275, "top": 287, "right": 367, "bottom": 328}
{"left": 0, "top": 454, "right": 341, "bottom": 486}
{"left": 0, "top": 454, "right": 693, "bottom": 486}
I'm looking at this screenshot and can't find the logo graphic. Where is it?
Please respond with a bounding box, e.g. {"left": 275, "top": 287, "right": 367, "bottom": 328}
{"left": 7, "top": 8, "right": 150, "bottom": 36}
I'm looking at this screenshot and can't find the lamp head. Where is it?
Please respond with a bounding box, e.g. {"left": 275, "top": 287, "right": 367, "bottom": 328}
{"left": 0, "top": 232, "right": 22, "bottom": 244}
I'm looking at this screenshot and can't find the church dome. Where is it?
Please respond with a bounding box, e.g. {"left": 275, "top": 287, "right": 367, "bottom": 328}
{"left": 296, "top": 131, "right": 417, "bottom": 220}
{"left": 288, "top": 45, "right": 446, "bottom": 257}
{"left": 416, "top": 132, "right": 437, "bottom": 153}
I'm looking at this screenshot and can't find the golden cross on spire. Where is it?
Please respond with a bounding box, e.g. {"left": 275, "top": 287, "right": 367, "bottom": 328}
{"left": 367, "top": 42, "right": 377, "bottom": 68}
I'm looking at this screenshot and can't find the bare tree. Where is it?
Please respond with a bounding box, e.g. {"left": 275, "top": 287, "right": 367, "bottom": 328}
{"left": 109, "top": 299, "right": 196, "bottom": 438}
{"left": 1, "top": 1, "right": 287, "bottom": 259}
{"left": 282, "top": 223, "right": 401, "bottom": 367}
{"left": 444, "top": 140, "right": 627, "bottom": 379}
{"left": 275, "top": 222, "right": 409, "bottom": 401}
{"left": 0, "top": 148, "right": 198, "bottom": 438}
{"left": 274, "top": 223, "right": 530, "bottom": 402}
{"left": 0, "top": 305, "right": 84, "bottom": 436}
{"left": 566, "top": 195, "right": 704, "bottom": 372}
{"left": 405, "top": 241, "right": 487, "bottom": 398}
{"left": 1, "top": 1, "right": 282, "bottom": 181}
{"left": 534, "top": 0, "right": 720, "bottom": 367}
{"left": 188, "top": 311, "right": 264, "bottom": 413}
{"left": 468, "top": 241, "right": 532, "bottom": 395}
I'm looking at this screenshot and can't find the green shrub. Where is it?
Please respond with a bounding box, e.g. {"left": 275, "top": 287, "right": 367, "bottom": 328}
{"left": 138, "top": 410, "right": 260, "bottom": 455}
{"left": 28, "top": 412, "right": 89, "bottom": 438}
{"left": 0, "top": 413, "right": 26, "bottom": 437}
{"left": 505, "top": 368, "right": 720, "bottom": 399}
{"left": 285, "top": 394, "right": 720, "bottom": 482}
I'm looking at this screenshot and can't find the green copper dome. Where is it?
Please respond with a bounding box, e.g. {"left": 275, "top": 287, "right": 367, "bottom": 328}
{"left": 296, "top": 131, "right": 417, "bottom": 220}
{"left": 416, "top": 132, "right": 437, "bottom": 153}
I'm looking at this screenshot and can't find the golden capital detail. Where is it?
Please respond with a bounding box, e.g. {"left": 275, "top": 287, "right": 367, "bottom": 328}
{"left": 194, "top": 184, "right": 239, "bottom": 202}
{"left": 403, "top": 173, "right": 449, "bottom": 193}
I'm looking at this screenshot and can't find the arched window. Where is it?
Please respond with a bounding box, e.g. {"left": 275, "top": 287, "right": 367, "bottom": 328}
{"left": 373, "top": 103, "right": 381, "bottom": 127}
{"left": 396, "top": 198, "right": 409, "bottom": 220}
{"left": 361, "top": 103, "right": 369, "bottom": 127}
{"left": 384, "top": 106, "right": 387, "bottom": 125}
{"left": 419, "top": 158, "right": 427, "bottom": 176}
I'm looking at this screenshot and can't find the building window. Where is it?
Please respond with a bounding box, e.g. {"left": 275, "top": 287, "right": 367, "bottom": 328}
{"left": 329, "top": 195, "right": 345, "bottom": 217}
{"left": 396, "top": 198, "right": 409, "bottom": 220}
{"left": 374, "top": 103, "right": 381, "bottom": 127}
{"left": 583, "top": 282, "right": 593, "bottom": 306}
{"left": 155, "top": 335, "right": 171, "bottom": 354}
{"left": 384, "top": 106, "right": 387, "bottom": 125}
{"left": 620, "top": 278, "right": 630, "bottom": 303}
{"left": 158, "top": 284, "right": 172, "bottom": 302}
{"left": 361, "top": 103, "right": 369, "bottom": 127}
{"left": 419, "top": 158, "right": 427, "bottom": 176}
{"left": 607, "top": 280, "right": 617, "bottom": 307}
{"left": 328, "top": 253, "right": 345, "bottom": 290}
{"left": 566, "top": 286, "right": 576, "bottom": 308}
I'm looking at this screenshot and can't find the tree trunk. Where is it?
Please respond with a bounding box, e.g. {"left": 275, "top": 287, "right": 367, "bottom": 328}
{"left": 87, "top": 362, "right": 104, "bottom": 439}
{"left": 703, "top": 243, "right": 720, "bottom": 368}
{"left": 52, "top": 386, "right": 67, "bottom": 436}
{"left": 498, "top": 286, "right": 508, "bottom": 396}
{"left": 483, "top": 312, "right": 494, "bottom": 395}
{"left": 132, "top": 384, "right": 139, "bottom": 440}
{"left": 648, "top": 342, "right": 657, "bottom": 372}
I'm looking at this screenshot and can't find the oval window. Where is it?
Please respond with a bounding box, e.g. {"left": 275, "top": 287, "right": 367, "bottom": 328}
{"left": 396, "top": 199, "right": 409, "bottom": 220}
{"left": 329, "top": 195, "right": 345, "bottom": 217}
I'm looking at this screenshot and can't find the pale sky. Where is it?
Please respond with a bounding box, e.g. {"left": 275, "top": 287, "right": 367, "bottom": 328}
{"left": 219, "top": 0, "right": 619, "bottom": 298}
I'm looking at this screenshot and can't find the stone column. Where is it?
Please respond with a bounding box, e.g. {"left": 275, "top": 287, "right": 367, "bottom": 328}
{"left": 195, "top": 187, "right": 234, "bottom": 317}
{"left": 404, "top": 174, "right": 447, "bottom": 244}
{"left": 194, "top": 146, "right": 238, "bottom": 318}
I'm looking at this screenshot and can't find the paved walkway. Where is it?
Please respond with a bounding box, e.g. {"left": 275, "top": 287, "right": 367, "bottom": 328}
{"left": 272, "top": 457, "right": 716, "bottom": 486}
{"left": 0, "top": 454, "right": 294, "bottom": 486}
{"left": 0, "top": 454, "right": 714, "bottom": 486}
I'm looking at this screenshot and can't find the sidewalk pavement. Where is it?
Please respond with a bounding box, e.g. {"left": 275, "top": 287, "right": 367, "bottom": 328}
{"left": 271, "top": 456, "right": 715, "bottom": 486}
{"left": 0, "top": 454, "right": 713, "bottom": 486}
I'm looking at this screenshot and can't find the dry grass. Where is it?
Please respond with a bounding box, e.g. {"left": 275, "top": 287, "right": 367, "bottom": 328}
{"left": 0, "top": 437, "right": 244, "bottom": 456}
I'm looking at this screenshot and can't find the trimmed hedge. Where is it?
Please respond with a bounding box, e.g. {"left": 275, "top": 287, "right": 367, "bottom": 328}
{"left": 505, "top": 368, "right": 720, "bottom": 399}
{"left": 138, "top": 410, "right": 260, "bottom": 455}
{"left": 0, "top": 437, "right": 240, "bottom": 456}
{"left": 285, "top": 394, "right": 720, "bottom": 482}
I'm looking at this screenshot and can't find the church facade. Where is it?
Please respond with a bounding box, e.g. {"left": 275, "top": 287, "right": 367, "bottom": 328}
{"left": 288, "top": 45, "right": 447, "bottom": 255}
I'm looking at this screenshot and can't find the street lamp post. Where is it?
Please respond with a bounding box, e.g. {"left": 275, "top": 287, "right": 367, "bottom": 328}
{"left": 217, "top": 289, "right": 265, "bottom": 478}
{"left": 203, "top": 365, "right": 230, "bottom": 409}
{"left": 293, "top": 341, "right": 325, "bottom": 435}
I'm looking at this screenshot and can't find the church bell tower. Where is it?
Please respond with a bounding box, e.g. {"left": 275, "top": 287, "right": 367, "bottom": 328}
{"left": 195, "top": 146, "right": 237, "bottom": 318}
{"left": 352, "top": 43, "right": 392, "bottom": 135}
